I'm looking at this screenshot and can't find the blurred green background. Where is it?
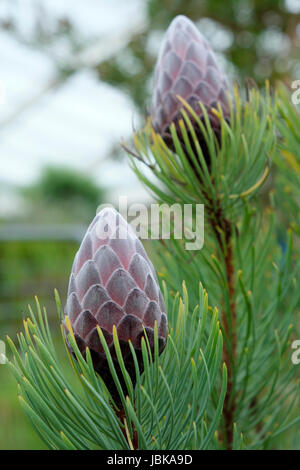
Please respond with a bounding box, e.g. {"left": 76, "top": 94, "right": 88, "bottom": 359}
{"left": 0, "top": 0, "right": 299, "bottom": 449}
{"left": 0, "top": 172, "right": 99, "bottom": 449}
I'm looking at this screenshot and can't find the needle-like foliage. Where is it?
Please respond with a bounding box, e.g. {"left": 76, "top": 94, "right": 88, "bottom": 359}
{"left": 275, "top": 85, "right": 300, "bottom": 236}
{"left": 7, "top": 284, "right": 227, "bottom": 450}
{"left": 126, "top": 84, "right": 300, "bottom": 449}
{"left": 5, "top": 63, "right": 300, "bottom": 450}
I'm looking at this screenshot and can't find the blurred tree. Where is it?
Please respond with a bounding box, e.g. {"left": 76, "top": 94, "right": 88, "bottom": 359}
{"left": 1, "top": 1, "right": 299, "bottom": 129}
{"left": 22, "top": 166, "right": 105, "bottom": 223}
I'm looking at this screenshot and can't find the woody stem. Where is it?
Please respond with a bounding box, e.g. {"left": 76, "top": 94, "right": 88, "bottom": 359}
{"left": 209, "top": 202, "right": 237, "bottom": 449}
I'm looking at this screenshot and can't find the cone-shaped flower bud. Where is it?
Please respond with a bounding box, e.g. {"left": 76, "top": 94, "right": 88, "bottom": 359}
{"left": 65, "top": 207, "right": 167, "bottom": 400}
{"left": 152, "top": 15, "right": 231, "bottom": 157}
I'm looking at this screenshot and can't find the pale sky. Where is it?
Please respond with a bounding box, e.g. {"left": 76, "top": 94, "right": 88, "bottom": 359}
{"left": 0, "top": 0, "right": 298, "bottom": 216}
{"left": 0, "top": 0, "right": 151, "bottom": 216}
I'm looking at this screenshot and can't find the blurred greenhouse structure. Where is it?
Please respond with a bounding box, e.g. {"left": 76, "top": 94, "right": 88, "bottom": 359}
{"left": 0, "top": 0, "right": 148, "bottom": 450}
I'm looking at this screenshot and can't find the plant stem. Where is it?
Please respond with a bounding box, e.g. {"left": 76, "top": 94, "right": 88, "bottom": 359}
{"left": 222, "top": 227, "right": 237, "bottom": 449}
{"left": 116, "top": 405, "right": 138, "bottom": 450}
{"left": 209, "top": 201, "right": 237, "bottom": 449}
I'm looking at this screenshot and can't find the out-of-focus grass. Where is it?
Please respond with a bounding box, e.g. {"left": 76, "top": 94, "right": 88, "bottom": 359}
{"left": 0, "top": 318, "right": 80, "bottom": 450}
{"left": 0, "top": 361, "right": 46, "bottom": 449}
{"left": 0, "top": 239, "right": 79, "bottom": 449}
{"left": 0, "top": 240, "right": 79, "bottom": 331}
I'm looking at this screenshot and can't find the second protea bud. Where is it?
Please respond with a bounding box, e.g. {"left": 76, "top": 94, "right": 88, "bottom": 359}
{"left": 64, "top": 208, "right": 167, "bottom": 400}
{"left": 152, "top": 15, "right": 231, "bottom": 159}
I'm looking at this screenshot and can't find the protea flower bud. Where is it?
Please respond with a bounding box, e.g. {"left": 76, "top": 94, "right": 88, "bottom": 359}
{"left": 65, "top": 207, "right": 167, "bottom": 400}
{"left": 152, "top": 15, "right": 231, "bottom": 159}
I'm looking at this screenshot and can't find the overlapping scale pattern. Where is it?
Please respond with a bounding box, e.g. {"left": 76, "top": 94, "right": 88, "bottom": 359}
{"left": 65, "top": 207, "right": 167, "bottom": 397}
{"left": 152, "top": 15, "right": 231, "bottom": 155}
